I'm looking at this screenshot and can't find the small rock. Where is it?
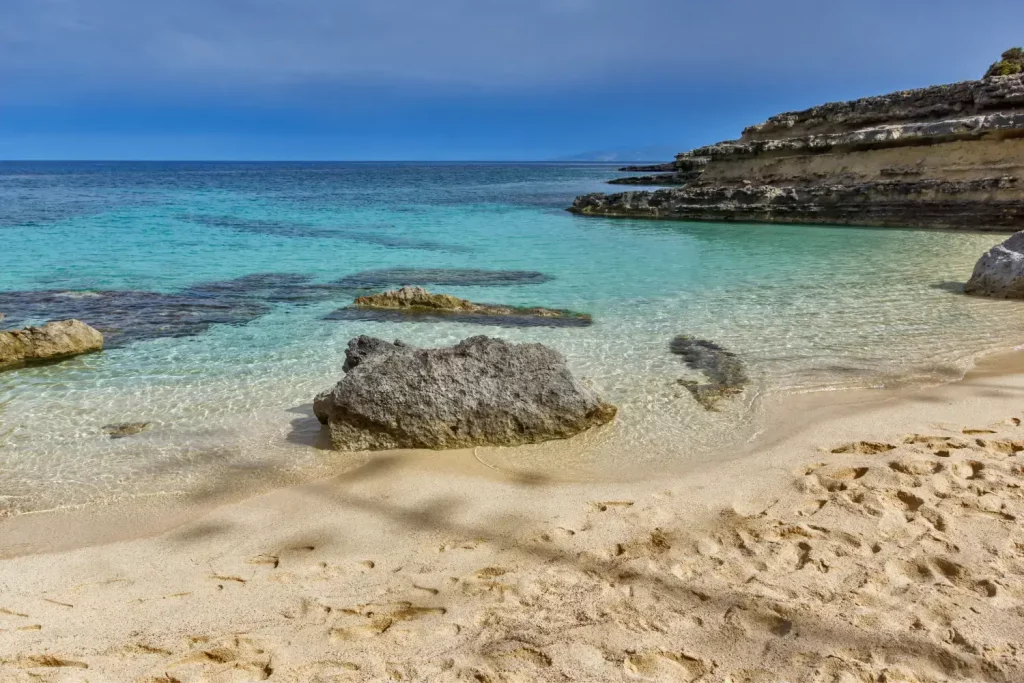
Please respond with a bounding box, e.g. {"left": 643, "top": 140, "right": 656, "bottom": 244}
{"left": 103, "top": 422, "right": 152, "bottom": 439}
{"left": 327, "top": 286, "right": 592, "bottom": 328}
{"left": 0, "top": 319, "right": 103, "bottom": 370}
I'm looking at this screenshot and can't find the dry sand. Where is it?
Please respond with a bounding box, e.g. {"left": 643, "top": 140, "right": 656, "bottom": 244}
{"left": 3, "top": 353, "right": 1024, "bottom": 682}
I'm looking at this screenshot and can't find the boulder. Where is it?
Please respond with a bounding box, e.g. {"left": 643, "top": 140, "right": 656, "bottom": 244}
{"left": 0, "top": 319, "right": 103, "bottom": 370}
{"left": 327, "top": 286, "right": 592, "bottom": 328}
{"left": 964, "top": 231, "right": 1024, "bottom": 298}
{"left": 313, "top": 335, "right": 617, "bottom": 450}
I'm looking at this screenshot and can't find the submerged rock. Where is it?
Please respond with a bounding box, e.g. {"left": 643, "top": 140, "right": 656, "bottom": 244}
{"left": 189, "top": 215, "right": 468, "bottom": 253}
{"left": 326, "top": 286, "right": 592, "bottom": 328}
{"left": 0, "top": 289, "right": 271, "bottom": 347}
{"left": 313, "top": 335, "right": 617, "bottom": 451}
{"left": 103, "top": 422, "right": 151, "bottom": 439}
{"left": 0, "top": 320, "right": 103, "bottom": 370}
{"left": 0, "top": 273, "right": 353, "bottom": 348}
{"left": 670, "top": 336, "right": 748, "bottom": 411}
{"left": 964, "top": 231, "right": 1024, "bottom": 298}
{"left": 335, "top": 268, "right": 554, "bottom": 289}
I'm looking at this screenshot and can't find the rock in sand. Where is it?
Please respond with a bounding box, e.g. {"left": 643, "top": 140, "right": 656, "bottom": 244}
{"left": 314, "top": 335, "right": 616, "bottom": 450}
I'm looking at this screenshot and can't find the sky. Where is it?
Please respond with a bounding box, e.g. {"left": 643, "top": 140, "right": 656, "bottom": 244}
{"left": 2, "top": 0, "right": 1023, "bottom": 161}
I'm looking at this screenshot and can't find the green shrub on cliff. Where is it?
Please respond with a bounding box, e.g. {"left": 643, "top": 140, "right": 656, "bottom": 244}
{"left": 985, "top": 47, "right": 1024, "bottom": 78}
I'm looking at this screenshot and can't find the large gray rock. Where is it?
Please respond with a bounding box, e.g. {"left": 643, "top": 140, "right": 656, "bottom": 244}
{"left": 965, "top": 231, "right": 1024, "bottom": 298}
{"left": 313, "top": 335, "right": 617, "bottom": 451}
{"left": 0, "top": 319, "right": 103, "bottom": 370}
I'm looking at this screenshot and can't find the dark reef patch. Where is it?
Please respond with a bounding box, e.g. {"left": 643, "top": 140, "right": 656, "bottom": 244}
{"left": 0, "top": 272, "right": 353, "bottom": 347}
{"left": 182, "top": 273, "right": 349, "bottom": 304}
{"left": 0, "top": 289, "right": 271, "bottom": 347}
{"left": 188, "top": 215, "right": 470, "bottom": 253}
{"left": 325, "top": 307, "right": 592, "bottom": 328}
{"left": 670, "top": 336, "right": 749, "bottom": 411}
{"left": 335, "top": 268, "right": 554, "bottom": 290}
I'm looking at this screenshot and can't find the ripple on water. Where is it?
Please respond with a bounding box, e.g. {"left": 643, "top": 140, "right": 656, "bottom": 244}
{"left": 1, "top": 162, "right": 1021, "bottom": 516}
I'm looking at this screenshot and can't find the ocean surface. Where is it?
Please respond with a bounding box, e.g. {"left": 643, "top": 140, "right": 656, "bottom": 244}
{"left": 1, "top": 161, "right": 1021, "bottom": 515}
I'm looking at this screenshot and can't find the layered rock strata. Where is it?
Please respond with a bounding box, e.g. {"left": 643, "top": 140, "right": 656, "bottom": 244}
{"left": 574, "top": 75, "right": 1024, "bottom": 230}
{"left": 0, "top": 320, "right": 103, "bottom": 370}
{"left": 313, "top": 335, "right": 616, "bottom": 450}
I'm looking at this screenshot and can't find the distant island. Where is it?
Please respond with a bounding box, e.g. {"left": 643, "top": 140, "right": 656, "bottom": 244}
{"left": 552, "top": 144, "right": 682, "bottom": 163}
{"left": 570, "top": 49, "right": 1024, "bottom": 231}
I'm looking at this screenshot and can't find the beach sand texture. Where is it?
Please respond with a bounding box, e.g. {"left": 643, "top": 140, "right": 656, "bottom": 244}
{"left": 2, "top": 357, "right": 1024, "bottom": 682}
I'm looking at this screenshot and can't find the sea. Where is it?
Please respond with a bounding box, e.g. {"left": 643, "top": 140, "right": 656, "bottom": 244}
{"left": 1, "top": 161, "right": 1020, "bottom": 514}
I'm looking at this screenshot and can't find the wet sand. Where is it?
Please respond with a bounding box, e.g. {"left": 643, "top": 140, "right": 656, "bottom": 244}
{"left": 3, "top": 351, "right": 1024, "bottom": 681}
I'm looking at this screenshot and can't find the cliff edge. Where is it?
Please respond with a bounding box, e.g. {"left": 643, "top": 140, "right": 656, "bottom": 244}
{"left": 572, "top": 63, "right": 1024, "bottom": 231}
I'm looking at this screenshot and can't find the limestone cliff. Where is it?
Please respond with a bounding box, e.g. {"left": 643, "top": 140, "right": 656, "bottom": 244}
{"left": 574, "top": 74, "right": 1024, "bottom": 231}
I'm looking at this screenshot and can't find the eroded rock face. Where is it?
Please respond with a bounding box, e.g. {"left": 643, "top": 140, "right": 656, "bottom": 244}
{"left": 326, "top": 286, "right": 592, "bottom": 328}
{"left": 572, "top": 75, "right": 1024, "bottom": 231}
{"left": 0, "top": 320, "right": 103, "bottom": 370}
{"left": 670, "top": 336, "right": 748, "bottom": 411}
{"left": 313, "top": 335, "right": 617, "bottom": 450}
{"left": 965, "top": 232, "right": 1024, "bottom": 298}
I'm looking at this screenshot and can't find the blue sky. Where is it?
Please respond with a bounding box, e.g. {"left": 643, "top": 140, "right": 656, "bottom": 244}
{"left": 3, "top": 0, "right": 1023, "bottom": 160}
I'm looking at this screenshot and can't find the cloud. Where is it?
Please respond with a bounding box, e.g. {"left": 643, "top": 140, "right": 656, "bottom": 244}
{"left": 4, "top": 0, "right": 1023, "bottom": 102}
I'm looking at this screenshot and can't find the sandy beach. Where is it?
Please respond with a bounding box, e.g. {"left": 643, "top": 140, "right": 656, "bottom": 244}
{"left": 2, "top": 351, "right": 1024, "bottom": 682}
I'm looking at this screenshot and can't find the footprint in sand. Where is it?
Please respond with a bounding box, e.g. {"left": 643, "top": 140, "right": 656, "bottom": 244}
{"left": 888, "top": 457, "right": 943, "bottom": 476}
{"left": 4, "top": 654, "right": 89, "bottom": 670}
{"left": 623, "top": 651, "right": 708, "bottom": 682}
{"left": 159, "top": 635, "right": 273, "bottom": 682}
{"left": 830, "top": 441, "right": 896, "bottom": 455}
{"left": 591, "top": 500, "right": 635, "bottom": 512}
{"left": 328, "top": 601, "right": 447, "bottom": 642}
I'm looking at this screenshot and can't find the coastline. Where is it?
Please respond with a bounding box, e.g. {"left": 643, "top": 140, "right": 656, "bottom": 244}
{"left": 4, "top": 342, "right": 1023, "bottom": 558}
{"left": 3, "top": 344, "right": 1024, "bottom": 679}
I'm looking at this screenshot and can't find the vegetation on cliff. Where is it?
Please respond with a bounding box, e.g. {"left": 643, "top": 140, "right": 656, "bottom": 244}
{"left": 986, "top": 47, "right": 1024, "bottom": 78}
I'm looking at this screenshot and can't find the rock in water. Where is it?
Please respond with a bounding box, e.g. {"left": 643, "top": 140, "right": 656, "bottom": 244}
{"left": 314, "top": 335, "right": 617, "bottom": 450}
{"left": 670, "top": 336, "right": 748, "bottom": 410}
{"left": 0, "top": 320, "right": 103, "bottom": 370}
{"left": 327, "top": 286, "right": 592, "bottom": 328}
{"left": 964, "top": 231, "right": 1024, "bottom": 298}
{"left": 103, "top": 422, "right": 152, "bottom": 439}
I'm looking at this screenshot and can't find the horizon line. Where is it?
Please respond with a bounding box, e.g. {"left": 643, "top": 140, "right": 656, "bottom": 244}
{"left": 0, "top": 159, "right": 659, "bottom": 164}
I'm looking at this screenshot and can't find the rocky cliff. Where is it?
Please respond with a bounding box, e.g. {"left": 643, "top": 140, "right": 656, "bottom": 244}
{"left": 574, "top": 74, "right": 1024, "bottom": 231}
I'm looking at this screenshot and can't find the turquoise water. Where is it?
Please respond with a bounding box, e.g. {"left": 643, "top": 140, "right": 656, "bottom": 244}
{"left": 1, "top": 161, "right": 1021, "bottom": 514}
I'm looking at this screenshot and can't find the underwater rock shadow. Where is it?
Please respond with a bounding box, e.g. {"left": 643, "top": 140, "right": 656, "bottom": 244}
{"left": 335, "top": 267, "right": 555, "bottom": 290}
{"left": 670, "top": 336, "right": 749, "bottom": 411}
{"left": 0, "top": 272, "right": 354, "bottom": 348}
{"left": 187, "top": 215, "right": 472, "bottom": 254}
{"left": 931, "top": 281, "right": 967, "bottom": 295}
{"left": 285, "top": 405, "right": 335, "bottom": 451}
{"left": 325, "top": 307, "right": 592, "bottom": 329}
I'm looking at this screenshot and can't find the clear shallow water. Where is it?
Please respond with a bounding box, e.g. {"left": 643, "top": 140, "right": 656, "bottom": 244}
{"left": 1, "top": 161, "right": 1021, "bottom": 514}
